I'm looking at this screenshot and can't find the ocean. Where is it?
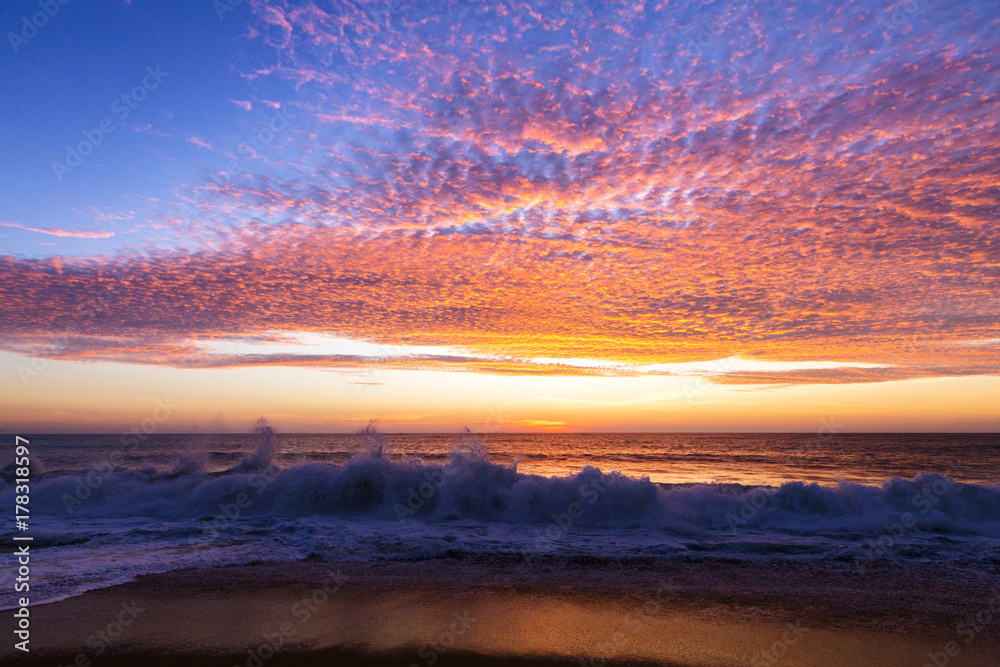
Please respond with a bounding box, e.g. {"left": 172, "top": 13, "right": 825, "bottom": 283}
{"left": 2, "top": 428, "right": 999, "bottom": 610}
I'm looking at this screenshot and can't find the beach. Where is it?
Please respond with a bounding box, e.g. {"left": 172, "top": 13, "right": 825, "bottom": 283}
{"left": 6, "top": 556, "right": 999, "bottom": 666}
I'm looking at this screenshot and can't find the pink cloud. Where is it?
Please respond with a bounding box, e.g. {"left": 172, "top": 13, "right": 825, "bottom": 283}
{"left": 1, "top": 221, "right": 115, "bottom": 239}
{"left": 188, "top": 136, "right": 214, "bottom": 150}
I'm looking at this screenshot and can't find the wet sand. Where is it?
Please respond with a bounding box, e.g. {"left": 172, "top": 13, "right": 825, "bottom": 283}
{"left": 5, "top": 556, "right": 999, "bottom": 666}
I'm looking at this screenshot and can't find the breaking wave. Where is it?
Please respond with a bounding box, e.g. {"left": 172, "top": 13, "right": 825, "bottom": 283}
{"left": 4, "top": 427, "right": 999, "bottom": 538}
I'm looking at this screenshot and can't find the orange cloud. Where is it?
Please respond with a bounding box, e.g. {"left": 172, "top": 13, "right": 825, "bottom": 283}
{"left": 1, "top": 0, "right": 998, "bottom": 389}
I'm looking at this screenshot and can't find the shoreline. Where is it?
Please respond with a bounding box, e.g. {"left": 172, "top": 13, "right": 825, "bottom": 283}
{"left": 5, "top": 556, "right": 1000, "bottom": 666}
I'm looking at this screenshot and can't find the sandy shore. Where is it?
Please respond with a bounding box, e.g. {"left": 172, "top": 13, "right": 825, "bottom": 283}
{"left": 5, "top": 556, "right": 999, "bottom": 666}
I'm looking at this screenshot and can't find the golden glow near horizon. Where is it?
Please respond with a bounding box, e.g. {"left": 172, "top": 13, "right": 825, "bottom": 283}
{"left": 2, "top": 352, "right": 997, "bottom": 433}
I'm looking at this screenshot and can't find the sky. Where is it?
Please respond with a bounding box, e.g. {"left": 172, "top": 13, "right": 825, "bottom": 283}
{"left": 1, "top": 0, "right": 998, "bottom": 433}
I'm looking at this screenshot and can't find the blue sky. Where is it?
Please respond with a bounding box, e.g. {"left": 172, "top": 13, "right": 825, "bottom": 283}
{"left": 2, "top": 0, "right": 266, "bottom": 254}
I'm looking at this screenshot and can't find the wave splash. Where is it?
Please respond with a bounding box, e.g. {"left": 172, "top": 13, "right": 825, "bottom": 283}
{"left": 3, "top": 424, "right": 998, "bottom": 539}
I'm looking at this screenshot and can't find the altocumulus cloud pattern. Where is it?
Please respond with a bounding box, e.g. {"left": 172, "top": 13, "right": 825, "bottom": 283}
{"left": 1, "top": 0, "right": 998, "bottom": 383}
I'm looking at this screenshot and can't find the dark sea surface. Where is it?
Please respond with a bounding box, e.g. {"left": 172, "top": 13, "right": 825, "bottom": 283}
{"left": 22, "top": 431, "right": 1000, "bottom": 485}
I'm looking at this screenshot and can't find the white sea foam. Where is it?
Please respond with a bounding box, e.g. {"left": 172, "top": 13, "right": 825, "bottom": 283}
{"left": 7, "top": 443, "right": 998, "bottom": 534}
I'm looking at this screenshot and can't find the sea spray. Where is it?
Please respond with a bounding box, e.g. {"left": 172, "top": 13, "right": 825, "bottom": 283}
{"left": 11, "top": 448, "right": 1000, "bottom": 538}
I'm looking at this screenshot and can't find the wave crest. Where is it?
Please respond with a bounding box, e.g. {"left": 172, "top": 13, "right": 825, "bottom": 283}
{"left": 4, "top": 437, "right": 998, "bottom": 538}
